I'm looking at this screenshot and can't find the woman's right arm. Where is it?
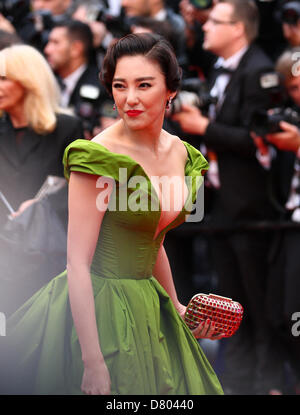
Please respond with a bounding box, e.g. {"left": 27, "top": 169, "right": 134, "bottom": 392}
{"left": 67, "top": 171, "right": 113, "bottom": 395}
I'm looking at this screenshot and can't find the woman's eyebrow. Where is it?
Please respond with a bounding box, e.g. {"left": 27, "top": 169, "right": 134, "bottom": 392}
{"left": 112, "top": 76, "right": 156, "bottom": 82}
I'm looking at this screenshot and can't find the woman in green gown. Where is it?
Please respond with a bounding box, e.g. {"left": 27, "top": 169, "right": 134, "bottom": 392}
{"left": 0, "top": 33, "right": 224, "bottom": 395}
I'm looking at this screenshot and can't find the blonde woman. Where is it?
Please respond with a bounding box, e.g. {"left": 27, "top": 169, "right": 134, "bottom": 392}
{"left": 0, "top": 44, "right": 83, "bottom": 228}
{"left": 0, "top": 44, "right": 83, "bottom": 316}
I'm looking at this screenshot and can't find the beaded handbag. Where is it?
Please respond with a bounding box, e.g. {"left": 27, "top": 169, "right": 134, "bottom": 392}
{"left": 184, "top": 293, "right": 244, "bottom": 338}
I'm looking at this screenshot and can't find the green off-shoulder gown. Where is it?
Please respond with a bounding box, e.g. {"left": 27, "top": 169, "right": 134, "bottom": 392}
{"left": 0, "top": 139, "right": 223, "bottom": 395}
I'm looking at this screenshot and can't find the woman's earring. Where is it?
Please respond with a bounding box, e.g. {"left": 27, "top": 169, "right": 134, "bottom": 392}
{"left": 113, "top": 103, "right": 116, "bottom": 110}
{"left": 166, "top": 97, "right": 172, "bottom": 109}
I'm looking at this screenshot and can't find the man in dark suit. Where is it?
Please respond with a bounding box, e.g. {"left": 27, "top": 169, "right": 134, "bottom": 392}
{"left": 44, "top": 20, "right": 110, "bottom": 137}
{"left": 252, "top": 46, "right": 300, "bottom": 394}
{"left": 173, "top": 0, "right": 281, "bottom": 394}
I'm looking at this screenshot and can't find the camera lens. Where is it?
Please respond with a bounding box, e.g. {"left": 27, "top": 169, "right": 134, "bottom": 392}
{"left": 282, "top": 9, "right": 299, "bottom": 25}
{"left": 281, "top": 2, "right": 300, "bottom": 25}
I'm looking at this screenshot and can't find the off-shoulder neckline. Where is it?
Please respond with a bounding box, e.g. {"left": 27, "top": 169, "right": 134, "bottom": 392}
{"left": 69, "top": 139, "right": 198, "bottom": 241}
{"left": 72, "top": 138, "right": 195, "bottom": 172}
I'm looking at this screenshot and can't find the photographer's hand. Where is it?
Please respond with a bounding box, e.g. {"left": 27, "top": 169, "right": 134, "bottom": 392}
{"left": 265, "top": 121, "right": 300, "bottom": 154}
{"left": 172, "top": 103, "right": 209, "bottom": 135}
{"left": 0, "top": 13, "right": 16, "bottom": 34}
{"left": 179, "top": 0, "right": 195, "bottom": 26}
{"left": 250, "top": 131, "right": 269, "bottom": 156}
{"left": 89, "top": 21, "right": 108, "bottom": 48}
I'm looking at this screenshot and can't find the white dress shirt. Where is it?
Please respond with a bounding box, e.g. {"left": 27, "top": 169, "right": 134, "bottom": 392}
{"left": 205, "top": 46, "right": 248, "bottom": 189}
{"left": 209, "top": 46, "right": 248, "bottom": 118}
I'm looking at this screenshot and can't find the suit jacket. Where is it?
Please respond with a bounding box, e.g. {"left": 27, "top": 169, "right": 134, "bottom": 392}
{"left": 68, "top": 64, "right": 110, "bottom": 112}
{"left": 270, "top": 150, "right": 295, "bottom": 215}
{"left": 203, "top": 44, "right": 279, "bottom": 224}
{"left": 0, "top": 112, "right": 83, "bottom": 228}
{"left": 165, "top": 7, "right": 188, "bottom": 70}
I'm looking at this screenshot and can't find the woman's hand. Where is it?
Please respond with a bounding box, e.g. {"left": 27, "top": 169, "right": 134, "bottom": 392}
{"left": 192, "top": 319, "right": 225, "bottom": 341}
{"left": 176, "top": 303, "right": 225, "bottom": 340}
{"left": 81, "top": 359, "right": 111, "bottom": 395}
{"left": 10, "top": 198, "right": 38, "bottom": 218}
{"left": 175, "top": 302, "right": 187, "bottom": 320}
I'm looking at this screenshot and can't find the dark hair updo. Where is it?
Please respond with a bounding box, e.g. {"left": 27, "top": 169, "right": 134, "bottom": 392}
{"left": 100, "top": 32, "right": 182, "bottom": 95}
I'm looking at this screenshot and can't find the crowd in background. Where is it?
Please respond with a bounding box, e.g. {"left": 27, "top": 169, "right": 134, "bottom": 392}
{"left": 0, "top": 0, "right": 300, "bottom": 395}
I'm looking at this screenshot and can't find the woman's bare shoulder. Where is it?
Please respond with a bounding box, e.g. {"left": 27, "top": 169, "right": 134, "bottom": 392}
{"left": 163, "top": 130, "right": 188, "bottom": 161}
{"left": 91, "top": 121, "right": 122, "bottom": 151}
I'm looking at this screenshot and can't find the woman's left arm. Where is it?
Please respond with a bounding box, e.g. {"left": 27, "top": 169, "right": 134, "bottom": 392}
{"left": 153, "top": 242, "right": 225, "bottom": 341}
{"left": 152, "top": 241, "right": 184, "bottom": 315}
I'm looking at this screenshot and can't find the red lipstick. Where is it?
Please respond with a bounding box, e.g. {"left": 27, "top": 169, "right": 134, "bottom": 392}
{"left": 126, "top": 110, "right": 143, "bottom": 117}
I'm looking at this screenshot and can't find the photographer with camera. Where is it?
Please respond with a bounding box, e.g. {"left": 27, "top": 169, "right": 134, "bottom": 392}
{"left": 172, "top": 0, "right": 283, "bottom": 394}
{"left": 44, "top": 19, "right": 110, "bottom": 139}
{"left": 179, "top": 0, "right": 217, "bottom": 78}
{"left": 72, "top": 0, "right": 131, "bottom": 71}
{"left": 0, "top": 0, "right": 38, "bottom": 46}
{"left": 31, "top": 0, "right": 73, "bottom": 18}
{"left": 251, "top": 47, "right": 300, "bottom": 394}
{"left": 31, "top": 0, "right": 74, "bottom": 48}
{"left": 121, "top": 0, "right": 189, "bottom": 71}
{"left": 0, "top": 0, "right": 76, "bottom": 51}
{"left": 278, "top": 0, "right": 300, "bottom": 47}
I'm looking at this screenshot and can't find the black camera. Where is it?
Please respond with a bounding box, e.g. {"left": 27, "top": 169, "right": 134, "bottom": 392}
{"left": 169, "top": 78, "right": 218, "bottom": 116}
{"left": 0, "top": 0, "right": 55, "bottom": 49}
{"left": 75, "top": 85, "right": 118, "bottom": 135}
{"left": 250, "top": 107, "right": 300, "bottom": 137}
{"left": 32, "top": 9, "right": 56, "bottom": 32}
{"left": 279, "top": 1, "right": 300, "bottom": 25}
{"left": 75, "top": 84, "right": 102, "bottom": 135}
{"left": 84, "top": 4, "right": 131, "bottom": 38}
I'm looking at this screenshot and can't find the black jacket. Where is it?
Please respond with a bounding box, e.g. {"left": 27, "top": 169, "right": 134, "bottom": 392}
{"left": 68, "top": 64, "right": 109, "bottom": 109}
{"left": 64, "top": 64, "right": 111, "bottom": 134}
{"left": 270, "top": 150, "right": 296, "bottom": 215}
{"left": 0, "top": 112, "right": 83, "bottom": 228}
{"left": 203, "top": 44, "right": 279, "bottom": 224}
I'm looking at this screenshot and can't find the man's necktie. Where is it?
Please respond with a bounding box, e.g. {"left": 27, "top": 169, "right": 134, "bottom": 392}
{"left": 214, "top": 66, "right": 234, "bottom": 76}
{"left": 57, "top": 76, "right": 66, "bottom": 91}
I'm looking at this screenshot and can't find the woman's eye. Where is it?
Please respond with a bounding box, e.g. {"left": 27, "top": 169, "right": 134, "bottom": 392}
{"left": 113, "top": 83, "right": 125, "bottom": 89}
{"left": 139, "top": 82, "right": 151, "bottom": 88}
